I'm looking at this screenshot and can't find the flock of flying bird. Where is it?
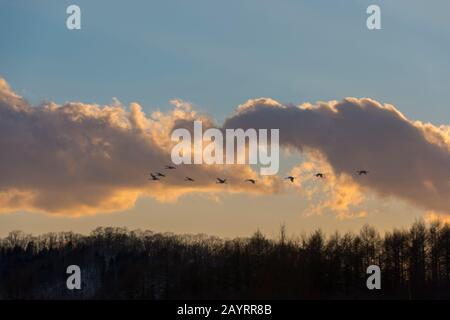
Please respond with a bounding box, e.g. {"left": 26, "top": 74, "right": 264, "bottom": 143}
{"left": 148, "top": 165, "right": 369, "bottom": 184}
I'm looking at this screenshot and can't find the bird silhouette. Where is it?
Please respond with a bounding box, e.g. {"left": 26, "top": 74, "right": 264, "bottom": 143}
{"left": 245, "top": 179, "right": 256, "bottom": 184}
{"left": 357, "top": 170, "right": 368, "bottom": 176}
{"left": 185, "top": 177, "right": 195, "bottom": 182}
{"left": 315, "top": 173, "right": 325, "bottom": 178}
{"left": 149, "top": 173, "right": 160, "bottom": 181}
{"left": 216, "top": 178, "right": 227, "bottom": 184}
{"left": 155, "top": 172, "right": 166, "bottom": 177}
{"left": 285, "top": 176, "right": 295, "bottom": 183}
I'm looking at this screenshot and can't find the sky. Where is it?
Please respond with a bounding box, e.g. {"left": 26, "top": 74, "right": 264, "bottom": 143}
{"left": 0, "top": 1, "right": 449, "bottom": 237}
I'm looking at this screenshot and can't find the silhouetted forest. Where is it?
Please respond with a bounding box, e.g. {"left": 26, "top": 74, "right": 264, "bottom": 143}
{"left": 1, "top": 221, "right": 450, "bottom": 299}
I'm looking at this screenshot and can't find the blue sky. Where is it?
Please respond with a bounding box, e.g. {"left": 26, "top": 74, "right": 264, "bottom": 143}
{"left": 1, "top": 0, "right": 450, "bottom": 123}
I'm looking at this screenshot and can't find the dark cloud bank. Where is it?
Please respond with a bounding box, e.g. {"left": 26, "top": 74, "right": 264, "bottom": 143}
{"left": 0, "top": 78, "right": 449, "bottom": 216}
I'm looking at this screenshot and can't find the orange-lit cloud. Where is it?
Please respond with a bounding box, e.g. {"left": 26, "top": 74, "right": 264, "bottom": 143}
{"left": 290, "top": 154, "right": 367, "bottom": 220}
{"left": 224, "top": 97, "right": 450, "bottom": 216}
{"left": 1, "top": 78, "right": 449, "bottom": 218}
{"left": 0, "top": 78, "right": 280, "bottom": 216}
{"left": 424, "top": 211, "right": 450, "bottom": 224}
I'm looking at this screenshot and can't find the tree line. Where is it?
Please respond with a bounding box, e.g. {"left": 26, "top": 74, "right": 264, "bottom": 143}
{"left": 0, "top": 221, "right": 450, "bottom": 299}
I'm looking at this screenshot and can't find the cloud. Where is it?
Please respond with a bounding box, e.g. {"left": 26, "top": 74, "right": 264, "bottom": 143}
{"left": 1, "top": 77, "right": 449, "bottom": 217}
{"left": 224, "top": 97, "right": 450, "bottom": 215}
{"left": 0, "top": 78, "right": 280, "bottom": 216}
{"left": 289, "top": 154, "right": 367, "bottom": 220}
{"left": 424, "top": 211, "right": 450, "bottom": 224}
